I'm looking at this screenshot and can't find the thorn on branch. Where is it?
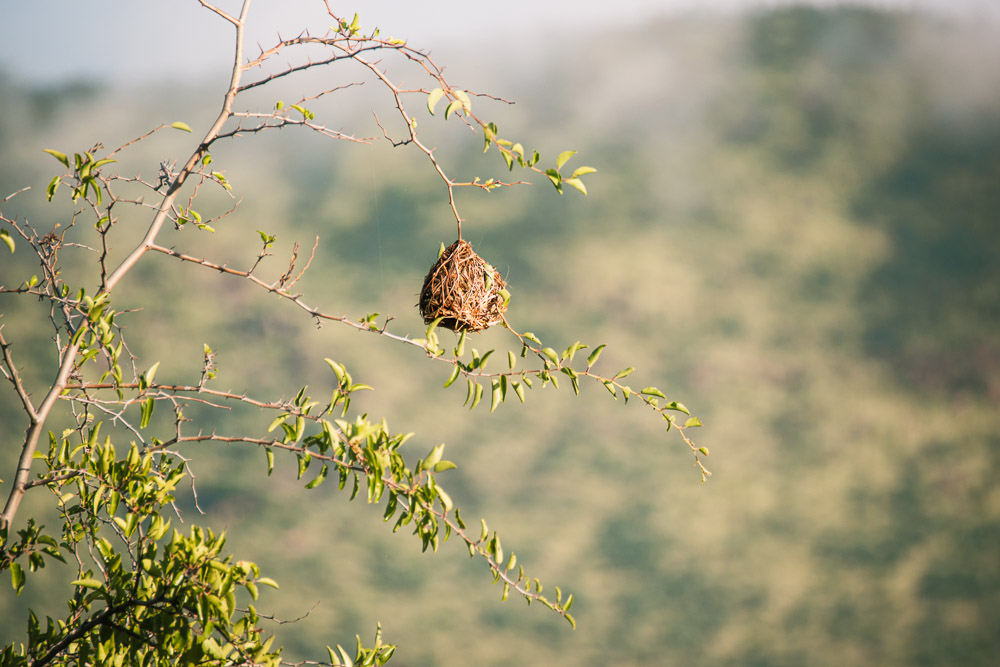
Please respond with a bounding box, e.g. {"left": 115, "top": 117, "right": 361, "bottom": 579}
{"left": 277, "top": 243, "right": 300, "bottom": 289}
{"left": 373, "top": 112, "right": 411, "bottom": 147}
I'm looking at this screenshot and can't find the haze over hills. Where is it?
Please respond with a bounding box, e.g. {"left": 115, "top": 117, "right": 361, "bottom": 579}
{"left": 1, "top": 6, "right": 998, "bottom": 665}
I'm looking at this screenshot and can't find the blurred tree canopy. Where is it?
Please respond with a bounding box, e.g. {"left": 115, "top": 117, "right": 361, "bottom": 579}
{"left": 2, "top": 3, "right": 998, "bottom": 666}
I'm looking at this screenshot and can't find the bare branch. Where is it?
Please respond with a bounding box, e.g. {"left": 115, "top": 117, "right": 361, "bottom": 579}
{"left": 0, "top": 324, "right": 37, "bottom": 421}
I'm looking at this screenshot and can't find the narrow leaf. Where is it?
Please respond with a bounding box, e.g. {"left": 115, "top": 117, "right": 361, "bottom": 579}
{"left": 324, "top": 358, "right": 347, "bottom": 384}
{"left": 490, "top": 380, "right": 502, "bottom": 412}
{"left": 564, "top": 177, "right": 588, "bottom": 195}
{"left": 433, "top": 460, "right": 457, "bottom": 473}
{"left": 171, "top": 121, "right": 192, "bottom": 132}
{"left": 42, "top": 149, "right": 70, "bottom": 167}
{"left": 444, "top": 99, "right": 463, "bottom": 120}
{"left": 443, "top": 365, "right": 461, "bottom": 388}
{"left": 422, "top": 444, "right": 445, "bottom": 470}
{"left": 305, "top": 464, "right": 328, "bottom": 489}
{"left": 586, "top": 344, "right": 606, "bottom": 368}
{"left": 139, "top": 397, "right": 154, "bottom": 429}
{"left": 556, "top": 150, "right": 577, "bottom": 170}
{"left": 267, "top": 414, "right": 287, "bottom": 433}
{"left": 10, "top": 563, "right": 25, "bottom": 595}
{"left": 665, "top": 401, "right": 691, "bottom": 415}
{"left": 145, "top": 361, "right": 160, "bottom": 387}
{"left": 470, "top": 382, "right": 484, "bottom": 410}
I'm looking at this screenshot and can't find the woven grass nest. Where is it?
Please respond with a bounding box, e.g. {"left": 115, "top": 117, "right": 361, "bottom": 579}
{"left": 418, "top": 239, "right": 509, "bottom": 332}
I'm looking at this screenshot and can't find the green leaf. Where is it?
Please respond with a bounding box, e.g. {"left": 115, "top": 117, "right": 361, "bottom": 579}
{"left": 144, "top": 361, "right": 160, "bottom": 387}
{"left": 665, "top": 401, "right": 690, "bottom": 415}
{"left": 614, "top": 367, "right": 635, "bottom": 380}
{"left": 71, "top": 577, "right": 103, "bottom": 589}
{"left": 267, "top": 414, "right": 288, "bottom": 433}
{"left": 586, "top": 344, "right": 606, "bottom": 368}
{"left": 541, "top": 347, "right": 559, "bottom": 365}
{"left": 490, "top": 380, "right": 502, "bottom": 412}
{"left": 305, "top": 464, "right": 328, "bottom": 489}
{"left": 561, "top": 341, "right": 587, "bottom": 362}
{"left": 256, "top": 577, "right": 279, "bottom": 589}
{"left": 556, "top": 150, "right": 577, "bottom": 170}
{"left": 0, "top": 229, "right": 14, "bottom": 254}
{"left": 265, "top": 447, "right": 275, "bottom": 476}
{"left": 422, "top": 443, "right": 445, "bottom": 470}
{"left": 641, "top": 386, "right": 667, "bottom": 399}
{"left": 490, "top": 533, "right": 504, "bottom": 566}
{"left": 425, "top": 315, "right": 445, "bottom": 338}
{"left": 46, "top": 175, "right": 61, "bottom": 201}
{"left": 437, "top": 486, "right": 454, "bottom": 513}
{"left": 324, "top": 358, "right": 348, "bottom": 385}
{"left": 10, "top": 563, "right": 25, "bottom": 595}
{"left": 433, "top": 460, "right": 457, "bottom": 472}
{"left": 42, "top": 148, "right": 69, "bottom": 167}
{"left": 684, "top": 417, "right": 703, "bottom": 428}
{"left": 453, "top": 89, "right": 472, "bottom": 112}
{"left": 171, "top": 121, "right": 192, "bottom": 132}
{"left": 564, "top": 177, "right": 588, "bottom": 195}
{"left": 139, "top": 396, "right": 154, "bottom": 429}
{"left": 545, "top": 168, "right": 563, "bottom": 193}
{"left": 443, "top": 365, "right": 461, "bottom": 388}
{"left": 336, "top": 644, "right": 354, "bottom": 667}
{"left": 202, "top": 637, "right": 227, "bottom": 660}
{"left": 570, "top": 165, "right": 597, "bottom": 178}
{"left": 444, "top": 99, "right": 463, "bottom": 120}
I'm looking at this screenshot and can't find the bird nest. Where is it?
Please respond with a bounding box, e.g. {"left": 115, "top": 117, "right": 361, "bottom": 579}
{"left": 418, "top": 239, "right": 508, "bottom": 332}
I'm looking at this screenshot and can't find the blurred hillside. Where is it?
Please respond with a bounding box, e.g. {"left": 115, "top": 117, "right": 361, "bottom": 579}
{"left": 2, "top": 6, "right": 998, "bottom": 666}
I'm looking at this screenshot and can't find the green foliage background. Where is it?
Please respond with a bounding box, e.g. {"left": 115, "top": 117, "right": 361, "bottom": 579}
{"left": 2, "top": 7, "right": 998, "bottom": 665}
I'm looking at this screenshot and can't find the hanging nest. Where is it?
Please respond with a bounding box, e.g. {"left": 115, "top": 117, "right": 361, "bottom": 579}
{"left": 418, "top": 239, "right": 509, "bottom": 332}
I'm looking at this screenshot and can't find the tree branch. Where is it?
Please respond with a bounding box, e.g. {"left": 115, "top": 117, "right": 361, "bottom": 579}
{"left": 1, "top": 0, "right": 254, "bottom": 532}
{"left": 0, "top": 325, "right": 36, "bottom": 421}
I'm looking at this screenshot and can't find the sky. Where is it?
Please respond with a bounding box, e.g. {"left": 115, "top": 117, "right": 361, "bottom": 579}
{"left": 1, "top": 0, "right": 998, "bottom": 86}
